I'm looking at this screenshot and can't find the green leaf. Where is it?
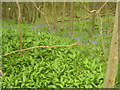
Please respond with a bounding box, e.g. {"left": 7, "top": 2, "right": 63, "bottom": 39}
{"left": 48, "top": 85, "right": 57, "bottom": 88}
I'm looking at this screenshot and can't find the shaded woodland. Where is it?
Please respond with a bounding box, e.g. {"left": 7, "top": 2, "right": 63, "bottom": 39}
{"left": 1, "top": 1, "right": 119, "bottom": 88}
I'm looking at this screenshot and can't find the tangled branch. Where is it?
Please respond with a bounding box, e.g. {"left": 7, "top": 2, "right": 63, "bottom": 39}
{"left": 82, "top": 2, "right": 108, "bottom": 14}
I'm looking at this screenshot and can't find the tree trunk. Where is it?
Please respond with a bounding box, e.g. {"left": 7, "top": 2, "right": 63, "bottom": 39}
{"left": 52, "top": 2, "right": 57, "bottom": 32}
{"left": 61, "top": 1, "right": 66, "bottom": 31}
{"left": 16, "top": 1, "right": 22, "bottom": 56}
{"left": 69, "top": 1, "right": 74, "bottom": 35}
{"left": 89, "top": 2, "right": 96, "bottom": 37}
{"left": 103, "top": 2, "right": 118, "bottom": 88}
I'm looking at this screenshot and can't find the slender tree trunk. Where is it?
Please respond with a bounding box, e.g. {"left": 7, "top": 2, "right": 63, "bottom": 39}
{"left": 52, "top": 2, "right": 57, "bottom": 32}
{"left": 6, "top": 3, "right": 9, "bottom": 19}
{"left": 15, "top": 3, "right": 18, "bottom": 22}
{"left": 69, "top": 1, "right": 74, "bottom": 35}
{"left": 16, "top": 1, "right": 22, "bottom": 56}
{"left": 43, "top": 2, "right": 51, "bottom": 32}
{"left": 26, "top": 3, "right": 30, "bottom": 23}
{"left": 118, "top": 5, "right": 120, "bottom": 88}
{"left": 61, "top": 1, "right": 66, "bottom": 31}
{"left": 31, "top": 3, "right": 33, "bottom": 23}
{"left": 22, "top": 3, "right": 26, "bottom": 22}
{"left": 89, "top": 2, "right": 96, "bottom": 37}
{"left": 0, "top": 4, "right": 1, "bottom": 74}
{"left": 103, "top": 2, "right": 118, "bottom": 88}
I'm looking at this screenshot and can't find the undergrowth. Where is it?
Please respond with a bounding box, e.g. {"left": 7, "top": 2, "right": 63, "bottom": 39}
{"left": 2, "top": 18, "right": 117, "bottom": 88}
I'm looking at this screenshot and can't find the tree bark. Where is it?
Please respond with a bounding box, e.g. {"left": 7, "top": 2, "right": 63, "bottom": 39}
{"left": 61, "top": 1, "right": 66, "bottom": 31}
{"left": 103, "top": 2, "right": 118, "bottom": 88}
{"left": 52, "top": 2, "right": 57, "bottom": 32}
{"left": 69, "top": 1, "right": 74, "bottom": 35}
{"left": 16, "top": 1, "right": 22, "bottom": 56}
{"left": 89, "top": 2, "right": 96, "bottom": 37}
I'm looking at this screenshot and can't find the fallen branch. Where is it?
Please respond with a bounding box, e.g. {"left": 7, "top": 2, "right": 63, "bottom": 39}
{"left": 0, "top": 43, "right": 83, "bottom": 57}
